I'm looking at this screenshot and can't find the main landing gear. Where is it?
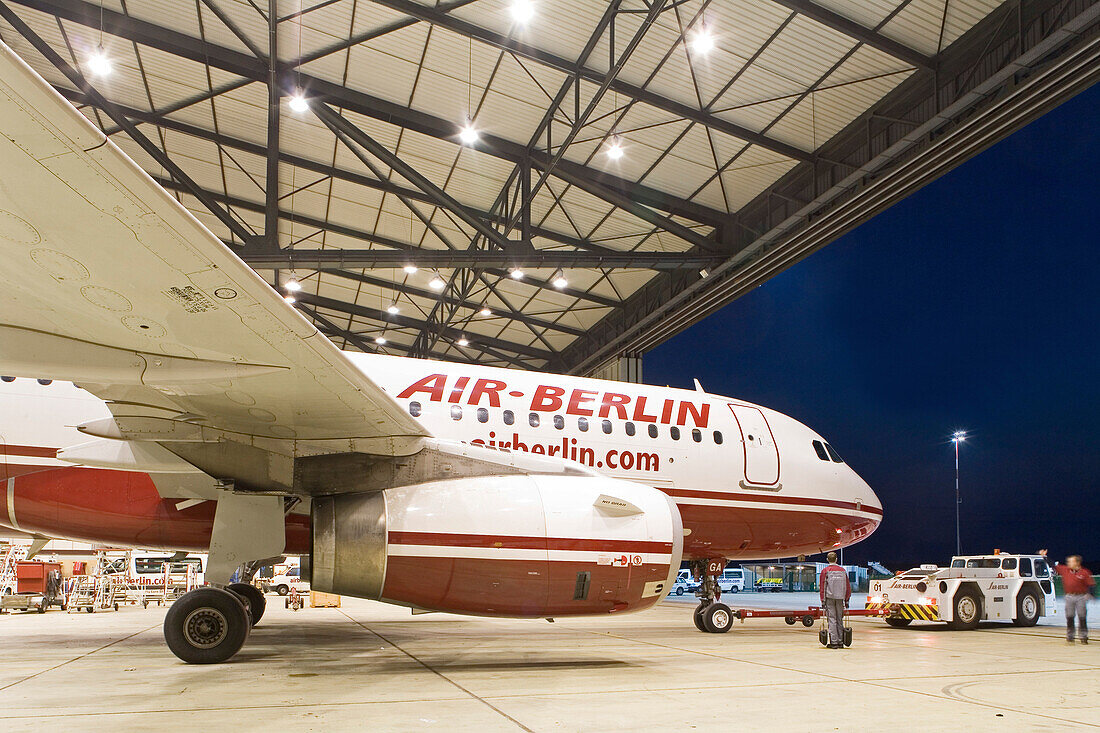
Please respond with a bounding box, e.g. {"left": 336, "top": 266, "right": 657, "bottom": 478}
{"left": 691, "top": 559, "right": 734, "bottom": 634}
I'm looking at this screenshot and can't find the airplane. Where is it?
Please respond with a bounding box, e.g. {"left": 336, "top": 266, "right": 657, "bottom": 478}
{"left": 0, "top": 38, "right": 881, "bottom": 663}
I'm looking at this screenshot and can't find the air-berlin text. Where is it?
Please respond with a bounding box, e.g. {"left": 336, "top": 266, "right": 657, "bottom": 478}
{"left": 396, "top": 374, "right": 710, "bottom": 428}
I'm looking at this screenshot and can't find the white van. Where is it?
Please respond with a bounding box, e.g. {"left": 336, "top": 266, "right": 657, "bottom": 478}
{"left": 718, "top": 569, "right": 744, "bottom": 593}
{"left": 268, "top": 565, "right": 310, "bottom": 596}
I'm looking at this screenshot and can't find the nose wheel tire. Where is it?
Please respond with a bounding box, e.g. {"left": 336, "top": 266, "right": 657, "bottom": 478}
{"left": 699, "top": 602, "right": 733, "bottom": 633}
{"left": 164, "top": 587, "right": 250, "bottom": 664}
{"left": 227, "top": 583, "right": 266, "bottom": 626}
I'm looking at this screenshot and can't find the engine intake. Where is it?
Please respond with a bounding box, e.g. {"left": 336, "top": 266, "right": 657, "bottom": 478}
{"left": 311, "top": 474, "right": 683, "bottom": 617}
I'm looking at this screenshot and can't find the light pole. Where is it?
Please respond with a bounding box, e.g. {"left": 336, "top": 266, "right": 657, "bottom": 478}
{"left": 952, "top": 431, "right": 966, "bottom": 555}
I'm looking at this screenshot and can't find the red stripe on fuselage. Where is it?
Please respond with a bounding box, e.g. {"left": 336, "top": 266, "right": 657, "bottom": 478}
{"left": 388, "top": 531, "right": 673, "bottom": 553}
{"left": 0, "top": 463, "right": 60, "bottom": 478}
{"left": 664, "top": 487, "right": 883, "bottom": 516}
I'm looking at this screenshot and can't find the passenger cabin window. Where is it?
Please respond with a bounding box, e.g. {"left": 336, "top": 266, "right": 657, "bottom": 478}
{"left": 408, "top": 401, "right": 422, "bottom": 417}
{"left": 602, "top": 419, "right": 612, "bottom": 434}
{"left": 450, "top": 405, "right": 462, "bottom": 421}
{"left": 670, "top": 426, "right": 680, "bottom": 441}
{"left": 714, "top": 431, "right": 723, "bottom": 445}
{"left": 625, "top": 422, "right": 636, "bottom": 437}
{"left": 691, "top": 429, "right": 702, "bottom": 443}
{"left": 503, "top": 410, "right": 515, "bottom": 425}
{"left": 812, "top": 440, "right": 829, "bottom": 461}
{"left": 648, "top": 424, "right": 658, "bottom": 438}
{"left": 824, "top": 444, "right": 844, "bottom": 463}
{"left": 529, "top": 413, "right": 540, "bottom": 428}
{"left": 553, "top": 415, "right": 564, "bottom": 430}
{"left": 476, "top": 408, "right": 489, "bottom": 423}
{"left": 1019, "top": 558, "right": 1033, "bottom": 577}
{"left": 966, "top": 559, "right": 999, "bottom": 568}
{"left": 578, "top": 417, "right": 589, "bottom": 432}
{"left": 1001, "top": 558, "right": 1018, "bottom": 570}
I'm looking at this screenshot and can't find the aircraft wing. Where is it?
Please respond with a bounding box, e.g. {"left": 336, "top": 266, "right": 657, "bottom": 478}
{"left": 0, "top": 41, "right": 428, "bottom": 452}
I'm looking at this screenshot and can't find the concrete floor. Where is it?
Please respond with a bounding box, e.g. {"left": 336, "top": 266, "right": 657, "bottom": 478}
{"left": 1, "top": 593, "right": 1098, "bottom": 732}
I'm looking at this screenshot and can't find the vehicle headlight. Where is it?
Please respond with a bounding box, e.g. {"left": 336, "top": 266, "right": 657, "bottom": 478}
{"left": 916, "top": 582, "right": 927, "bottom": 593}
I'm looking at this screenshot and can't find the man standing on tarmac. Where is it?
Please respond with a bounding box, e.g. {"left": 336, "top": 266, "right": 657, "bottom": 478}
{"left": 1041, "top": 550, "right": 1096, "bottom": 644}
{"left": 819, "top": 552, "right": 851, "bottom": 648}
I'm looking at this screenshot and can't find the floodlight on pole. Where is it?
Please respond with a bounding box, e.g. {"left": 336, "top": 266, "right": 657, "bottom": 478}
{"left": 952, "top": 430, "right": 966, "bottom": 555}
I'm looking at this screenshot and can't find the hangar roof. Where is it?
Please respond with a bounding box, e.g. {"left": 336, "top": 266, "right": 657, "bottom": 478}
{"left": 1, "top": 0, "right": 1096, "bottom": 373}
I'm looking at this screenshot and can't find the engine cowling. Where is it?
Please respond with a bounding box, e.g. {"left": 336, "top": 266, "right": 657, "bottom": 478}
{"left": 311, "top": 474, "right": 683, "bottom": 617}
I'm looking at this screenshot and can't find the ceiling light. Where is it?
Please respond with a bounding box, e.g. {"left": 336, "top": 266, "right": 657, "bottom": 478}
{"left": 386, "top": 303, "right": 399, "bottom": 315}
{"left": 428, "top": 276, "right": 446, "bottom": 290}
{"left": 690, "top": 26, "right": 714, "bottom": 54}
{"left": 479, "top": 307, "right": 492, "bottom": 316}
{"left": 284, "top": 278, "right": 302, "bottom": 292}
{"left": 283, "top": 294, "right": 296, "bottom": 304}
{"left": 606, "top": 136, "right": 624, "bottom": 160}
{"left": 511, "top": 0, "right": 534, "bottom": 23}
{"left": 510, "top": 268, "right": 524, "bottom": 280}
{"left": 87, "top": 47, "right": 112, "bottom": 77}
{"left": 403, "top": 264, "right": 418, "bottom": 274}
{"left": 375, "top": 336, "right": 387, "bottom": 345}
{"left": 288, "top": 93, "right": 309, "bottom": 113}
{"left": 552, "top": 275, "right": 568, "bottom": 289}
{"left": 458, "top": 119, "right": 479, "bottom": 145}
{"left": 457, "top": 337, "right": 469, "bottom": 347}
{"left": 699, "top": 268, "right": 709, "bottom": 279}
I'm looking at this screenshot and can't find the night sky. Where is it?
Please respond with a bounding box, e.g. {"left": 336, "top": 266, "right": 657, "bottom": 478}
{"left": 645, "top": 83, "right": 1100, "bottom": 572}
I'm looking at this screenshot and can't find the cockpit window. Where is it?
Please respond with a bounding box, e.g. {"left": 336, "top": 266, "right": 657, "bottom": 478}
{"left": 812, "top": 441, "right": 829, "bottom": 461}
{"left": 824, "top": 444, "right": 844, "bottom": 463}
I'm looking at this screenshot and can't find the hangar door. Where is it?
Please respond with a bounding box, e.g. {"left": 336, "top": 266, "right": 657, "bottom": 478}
{"left": 727, "top": 405, "right": 780, "bottom": 487}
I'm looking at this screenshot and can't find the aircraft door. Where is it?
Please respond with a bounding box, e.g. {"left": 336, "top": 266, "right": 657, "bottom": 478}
{"left": 727, "top": 405, "right": 780, "bottom": 487}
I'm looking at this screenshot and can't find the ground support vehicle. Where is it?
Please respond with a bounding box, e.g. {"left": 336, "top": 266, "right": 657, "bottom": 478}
{"left": 0, "top": 561, "right": 65, "bottom": 614}
{"left": 866, "top": 553, "right": 1056, "bottom": 629}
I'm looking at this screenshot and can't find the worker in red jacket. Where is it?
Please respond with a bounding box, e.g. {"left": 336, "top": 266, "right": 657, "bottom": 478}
{"left": 819, "top": 551, "right": 851, "bottom": 648}
{"left": 1041, "top": 550, "right": 1096, "bottom": 644}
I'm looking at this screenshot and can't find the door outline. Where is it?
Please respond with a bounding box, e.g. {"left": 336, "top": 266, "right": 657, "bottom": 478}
{"left": 727, "top": 404, "right": 780, "bottom": 487}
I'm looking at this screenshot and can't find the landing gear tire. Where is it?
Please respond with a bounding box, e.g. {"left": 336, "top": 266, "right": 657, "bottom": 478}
{"left": 948, "top": 591, "right": 981, "bottom": 630}
{"left": 228, "top": 583, "right": 266, "bottom": 626}
{"left": 701, "top": 603, "right": 733, "bottom": 634}
{"left": 693, "top": 604, "right": 708, "bottom": 631}
{"left": 885, "top": 617, "right": 912, "bottom": 628}
{"left": 164, "top": 587, "right": 250, "bottom": 664}
{"left": 1014, "top": 589, "right": 1040, "bottom": 627}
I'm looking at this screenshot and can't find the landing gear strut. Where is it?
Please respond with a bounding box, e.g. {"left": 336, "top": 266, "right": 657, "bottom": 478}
{"left": 691, "top": 559, "right": 733, "bottom": 634}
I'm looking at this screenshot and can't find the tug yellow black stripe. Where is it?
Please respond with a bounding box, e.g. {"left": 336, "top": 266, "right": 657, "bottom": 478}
{"left": 866, "top": 602, "right": 940, "bottom": 621}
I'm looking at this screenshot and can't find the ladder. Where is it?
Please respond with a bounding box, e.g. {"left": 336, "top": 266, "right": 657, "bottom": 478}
{"left": 1, "top": 544, "right": 29, "bottom": 594}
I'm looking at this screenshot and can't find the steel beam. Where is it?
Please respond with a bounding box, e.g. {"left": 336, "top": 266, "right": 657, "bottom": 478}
{"left": 239, "top": 248, "right": 722, "bottom": 271}
{"left": 294, "top": 293, "right": 554, "bottom": 363}
{"left": 326, "top": 269, "right": 586, "bottom": 338}
{"left": 9, "top": 0, "right": 731, "bottom": 228}
{"left": 370, "top": 0, "right": 812, "bottom": 163}
{"left": 769, "top": 0, "right": 934, "bottom": 69}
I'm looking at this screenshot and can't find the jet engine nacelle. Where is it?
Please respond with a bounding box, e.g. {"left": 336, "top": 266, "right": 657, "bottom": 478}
{"left": 311, "top": 474, "right": 683, "bottom": 617}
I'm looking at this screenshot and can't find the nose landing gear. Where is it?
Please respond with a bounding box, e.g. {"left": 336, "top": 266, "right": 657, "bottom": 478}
{"left": 691, "top": 559, "right": 733, "bottom": 633}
